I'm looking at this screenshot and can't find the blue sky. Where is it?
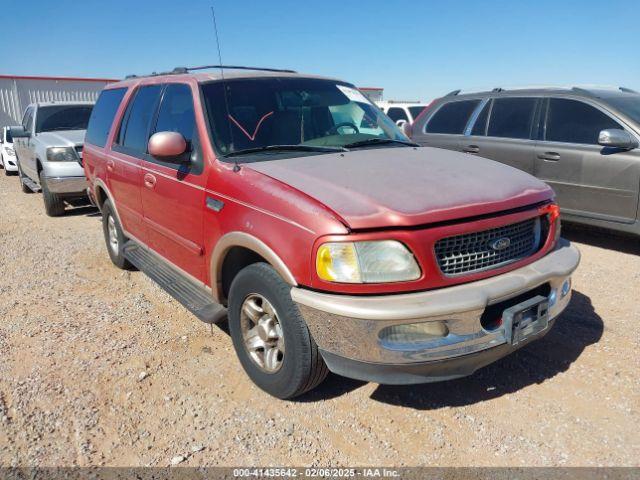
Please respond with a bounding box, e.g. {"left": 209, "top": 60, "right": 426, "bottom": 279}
{"left": 4, "top": 0, "right": 638, "bottom": 101}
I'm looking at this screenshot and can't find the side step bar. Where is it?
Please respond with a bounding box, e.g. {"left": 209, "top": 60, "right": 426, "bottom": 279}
{"left": 123, "top": 241, "right": 227, "bottom": 324}
{"left": 22, "top": 175, "right": 41, "bottom": 192}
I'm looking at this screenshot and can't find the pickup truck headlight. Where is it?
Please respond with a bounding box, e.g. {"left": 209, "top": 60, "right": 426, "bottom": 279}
{"left": 46, "top": 147, "right": 78, "bottom": 162}
{"left": 5, "top": 147, "right": 14, "bottom": 156}
{"left": 316, "top": 240, "right": 421, "bottom": 283}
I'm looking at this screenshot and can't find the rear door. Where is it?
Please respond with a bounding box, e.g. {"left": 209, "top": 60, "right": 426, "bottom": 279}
{"left": 463, "top": 96, "right": 539, "bottom": 174}
{"left": 110, "top": 84, "right": 163, "bottom": 243}
{"left": 535, "top": 97, "right": 640, "bottom": 223}
{"left": 139, "top": 82, "right": 207, "bottom": 282}
{"left": 412, "top": 98, "right": 481, "bottom": 152}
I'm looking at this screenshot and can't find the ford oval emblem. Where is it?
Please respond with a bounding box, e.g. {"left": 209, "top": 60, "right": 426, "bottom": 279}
{"left": 491, "top": 237, "right": 511, "bottom": 251}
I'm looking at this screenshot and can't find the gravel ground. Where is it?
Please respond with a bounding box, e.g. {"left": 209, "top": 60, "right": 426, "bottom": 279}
{"left": 0, "top": 171, "right": 638, "bottom": 468}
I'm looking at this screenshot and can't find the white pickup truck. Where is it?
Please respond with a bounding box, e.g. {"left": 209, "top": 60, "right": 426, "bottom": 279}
{"left": 10, "top": 101, "right": 93, "bottom": 216}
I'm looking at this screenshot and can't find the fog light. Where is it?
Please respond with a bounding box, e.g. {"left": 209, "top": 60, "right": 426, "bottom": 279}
{"left": 561, "top": 278, "right": 571, "bottom": 298}
{"left": 379, "top": 321, "right": 449, "bottom": 346}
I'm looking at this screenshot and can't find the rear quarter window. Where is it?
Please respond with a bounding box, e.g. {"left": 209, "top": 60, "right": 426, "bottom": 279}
{"left": 85, "top": 88, "right": 127, "bottom": 147}
{"left": 426, "top": 100, "right": 480, "bottom": 134}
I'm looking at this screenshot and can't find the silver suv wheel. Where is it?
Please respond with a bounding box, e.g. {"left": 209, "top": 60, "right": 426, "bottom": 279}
{"left": 240, "top": 293, "right": 285, "bottom": 373}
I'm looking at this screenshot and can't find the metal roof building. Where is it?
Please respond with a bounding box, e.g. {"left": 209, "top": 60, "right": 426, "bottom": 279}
{"left": 0, "top": 74, "right": 116, "bottom": 128}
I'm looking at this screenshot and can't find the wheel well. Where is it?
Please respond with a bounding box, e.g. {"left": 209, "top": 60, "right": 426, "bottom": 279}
{"left": 220, "top": 247, "right": 268, "bottom": 300}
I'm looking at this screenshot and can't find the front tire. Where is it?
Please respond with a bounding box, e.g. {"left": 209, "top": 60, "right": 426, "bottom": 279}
{"left": 40, "top": 172, "right": 66, "bottom": 217}
{"left": 228, "top": 263, "right": 328, "bottom": 399}
{"left": 101, "top": 199, "right": 134, "bottom": 270}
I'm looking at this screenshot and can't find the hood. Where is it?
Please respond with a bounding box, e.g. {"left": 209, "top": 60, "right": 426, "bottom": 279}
{"left": 247, "top": 147, "right": 553, "bottom": 230}
{"left": 36, "top": 129, "right": 86, "bottom": 147}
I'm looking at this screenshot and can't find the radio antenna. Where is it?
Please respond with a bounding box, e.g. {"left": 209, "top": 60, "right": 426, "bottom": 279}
{"left": 210, "top": 5, "right": 239, "bottom": 171}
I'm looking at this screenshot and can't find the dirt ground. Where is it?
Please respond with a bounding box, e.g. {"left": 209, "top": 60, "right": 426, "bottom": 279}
{"left": 0, "top": 171, "right": 638, "bottom": 468}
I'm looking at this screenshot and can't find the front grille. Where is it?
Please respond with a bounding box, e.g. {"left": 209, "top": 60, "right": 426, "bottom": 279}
{"left": 435, "top": 217, "right": 542, "bottom": 276}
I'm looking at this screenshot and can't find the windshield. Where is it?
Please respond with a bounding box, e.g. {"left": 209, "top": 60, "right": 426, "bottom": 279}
{"left": 201, "top": 78, "right": 409, "bottom": 160}
{"left": 4, "top": 128, "right": 12, "bottom": 143}
{"left": 606, "top": 95, "right": 640, "bottom": 125}
{"left": 35, "top": 105, "right": 93, "bottom": 133}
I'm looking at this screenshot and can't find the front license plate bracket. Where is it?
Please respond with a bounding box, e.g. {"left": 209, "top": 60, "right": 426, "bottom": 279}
{"left": 502, "top": 295, "right": 549, "bottom": 346}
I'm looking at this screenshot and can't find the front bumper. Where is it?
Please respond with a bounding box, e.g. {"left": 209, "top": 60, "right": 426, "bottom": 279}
{"left": 292, "top": 239, "right": 580, "bottom": 384}
{"left": 44, "top": 176, "right": 88, "bottom": 195}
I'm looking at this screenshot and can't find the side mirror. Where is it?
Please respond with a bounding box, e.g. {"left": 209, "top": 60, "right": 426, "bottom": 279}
{"left": 148, "top": 131, "right": 187, "bottom": 160}
{"left": 598, "top": 129, "right": 638, "bottom": 150}
{"left": 10, "top": 126, "right": 30, "bottom": 138}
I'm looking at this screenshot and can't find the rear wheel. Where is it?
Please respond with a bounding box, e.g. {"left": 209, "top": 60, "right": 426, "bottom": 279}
{"left": 228, "top": 263, "right": 328, "bottom": 399}
{"left": 40, "top": 171, "right": 65, "bottom": 217}
{"left": 101, "top": 199, "right": 134, "bottom": 270}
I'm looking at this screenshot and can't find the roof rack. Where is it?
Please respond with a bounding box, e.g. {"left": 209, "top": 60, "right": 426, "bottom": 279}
{"left": 125, "top": 65, "right": 297, "bottom": 80}
{"left": 444, "top": 89, "right": 461, "bottom": 97}
{"left": 619, "top": 86, "right": 638, "bottom": 94}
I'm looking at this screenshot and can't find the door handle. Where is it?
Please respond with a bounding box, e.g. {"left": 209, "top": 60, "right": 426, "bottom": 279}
{"left": 143, "top": 173, "right": 157, "bottom": 189}
{"left": 463, "top": 145, "right": 480, "bottom": 154}
{"left": 538, "top": 152, "right": 561, "bottom": 161}
{"left": 106, "top": 160, "right": 115, "bottom": 172}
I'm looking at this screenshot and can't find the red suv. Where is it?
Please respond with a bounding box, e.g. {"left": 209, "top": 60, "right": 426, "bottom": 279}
{"left": 83, "top": 66, "right": 580, "bottom": 399}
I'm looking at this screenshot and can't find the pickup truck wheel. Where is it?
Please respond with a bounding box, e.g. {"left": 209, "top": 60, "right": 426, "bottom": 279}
{"left": 228, "top": 263, "right": 328, "bottom": 399}
{"left": 40, "top": 172, "right": 66, "bottom": 217}
{"left": 102, "top": 199, "right": 134, "bottom": 270}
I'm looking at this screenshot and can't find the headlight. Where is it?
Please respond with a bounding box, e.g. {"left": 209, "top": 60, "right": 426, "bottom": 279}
{"left": 316, "top": 240, "right": 421, "bottom": 283}
{"left": 6, "top": 147, "right": 14, "bottom": 156}
{"left": 46, "top": 147, "right": 78, "bottom": 162}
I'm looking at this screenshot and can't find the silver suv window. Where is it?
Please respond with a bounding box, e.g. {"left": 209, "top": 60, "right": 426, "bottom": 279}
{"left": 545, "top": 98, "right": 622, "bottom": 145}
{"left": 486, "top": 97, "right": 536, "bottom": 139}
{"left": 426, "top": 100, "right": 480, "bottom": 134}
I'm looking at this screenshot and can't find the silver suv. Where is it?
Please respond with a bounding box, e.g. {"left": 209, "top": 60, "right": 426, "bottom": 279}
{"left": 11, "top": 101, "right": 94, "bottom": 216}
{"left": 411, "top": 87, "right": 640, "bottom": 236}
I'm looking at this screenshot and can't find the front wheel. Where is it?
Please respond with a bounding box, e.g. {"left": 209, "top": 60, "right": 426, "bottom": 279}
{"left": 228, "top": 263, "right": 328, "bottom": 399}
{"left": 40, "top": 172, "right": 66, "bottom": 217}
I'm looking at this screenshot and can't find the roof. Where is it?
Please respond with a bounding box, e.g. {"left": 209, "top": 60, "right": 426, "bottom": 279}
{"left": 28, "top": 101, "right": 95, "bottom": 108}
{"left": 107, "top": 66, "right": 344, "bottom": 89}
{"left": 441, "top": 85, "right": 640, "bottom": 100}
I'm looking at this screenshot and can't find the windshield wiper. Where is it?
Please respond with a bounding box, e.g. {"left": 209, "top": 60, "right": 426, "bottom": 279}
{"left": 224, "top": 144, "right": 348, "bottom": 158}
{"left": 343, "top": 138, "right": 419, "bottom": 149}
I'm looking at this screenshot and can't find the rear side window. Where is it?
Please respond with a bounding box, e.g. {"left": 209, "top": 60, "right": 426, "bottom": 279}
{"left": 471, "top": 101, "right": 491, "bottom": 136}
{"left": 85, "top": 88, "right": 127, "bottom": 147}
{"left": 119, "top": 85, "right": 163, "bottom": 154}
{"left": 545, "top": 98, "right": 622, "bottom": 145}
{"left": 487, "top": 97, "right": 537, "bottom": 139}
{"left": 426, "top": 100, "right": 480, "bottom": 134}
{"left": 22, "top": 108, "right": 34, "bottom": 132}
{"left": 387, "top": 107, "right": 409, "bottom": 123}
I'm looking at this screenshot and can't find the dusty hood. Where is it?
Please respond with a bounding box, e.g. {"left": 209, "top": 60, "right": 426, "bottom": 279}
{"left": 248, "top": 147, "right": 553, "bottom": 230}
{"left": 36, "top": 129, "right": 86, "bottom": 147}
